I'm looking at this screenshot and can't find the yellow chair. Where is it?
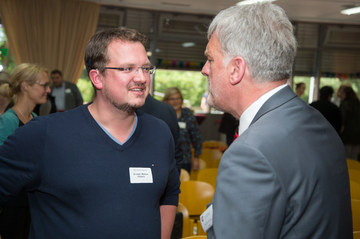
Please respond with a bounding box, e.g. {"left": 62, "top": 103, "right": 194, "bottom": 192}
{"left": 180, "top": 168, "right": 190, "bottom": 182}
{"left": 179, "top": 181, "right": 215, "bottom": 236}
{"left": 177, "top": 203, "right": 191, "bottom": 237}
{"left": 182, "top": 236, "right": 207, "bottom": 239}
{"left": 197, "top": 168, "right": 218, "bottom": 189}
{"left": 352, "top": 199, "right": 360, "bottom": 235}
{"left": 179, "top": 181, "right": 214, "bottom": 216}
{"left": 350, "top": 180, "right": 360, "bottom": 200}
{"left": 200, "top": 148, "right": 223, "bottom": 168}
{"left": 349, "top": 169, "right": 360, "bottom": 183}
{"left": 202, "top": 140, "right": 228, "bottom": 151}
{"left": 347, "top": 159, "right": 360, "bottom": 171}
{"left": 190, "top": 159, "right": 207, "bottom": 180}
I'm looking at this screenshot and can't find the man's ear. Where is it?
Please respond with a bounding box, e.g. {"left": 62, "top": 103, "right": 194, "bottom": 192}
{"left": 229, "top": 56, "right": 246, "bottom": 85}
{"left": 89, "top": 69, "right": 103, "bottom": 90}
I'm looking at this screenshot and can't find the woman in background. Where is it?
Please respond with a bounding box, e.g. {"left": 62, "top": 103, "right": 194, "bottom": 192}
{"left": 0, "top": 63, "right": 50, "bottom": 143}
{"left": 0, "top": 63, "right": 50, "bottom": 239}
{"left": 295, "top": 82, "right": 306, "bottom": 98}
{"left": 163, "top": 87, "right": 202, "bottom": 173}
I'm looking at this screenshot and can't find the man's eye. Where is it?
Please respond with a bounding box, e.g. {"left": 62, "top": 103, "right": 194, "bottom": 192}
{"left": 121, "top": 67, "right": 133, "bottom": 72}
{"left": 142, "top": 67, "right": 151, "bottom": 73}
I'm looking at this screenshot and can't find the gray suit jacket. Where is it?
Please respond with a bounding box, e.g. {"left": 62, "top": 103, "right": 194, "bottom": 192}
{"left": 207, "top": 86, "right": 352, "bottom": 239}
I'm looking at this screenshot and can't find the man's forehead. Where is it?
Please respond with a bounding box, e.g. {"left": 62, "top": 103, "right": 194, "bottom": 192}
{"left": 107, "top": 40, "right": 149, "bottom": 64}
{"left": 205, "top": 34, "right": 221, "bottom": 57}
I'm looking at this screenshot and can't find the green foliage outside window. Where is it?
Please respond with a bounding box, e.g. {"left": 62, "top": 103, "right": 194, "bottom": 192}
{"left": 153, "top": 69, "right": 208, "bottom": 108}
{"left": 0, "top": 24, "right": 15, "bottom": 72}
{"left": 76, "top": 68, "right": 94, "bottom": 103}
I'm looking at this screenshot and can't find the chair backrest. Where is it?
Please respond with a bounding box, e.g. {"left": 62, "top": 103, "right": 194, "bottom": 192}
{"left": 180, "top": 168, "right": 190, "bottom": 182}
{"left": 347, "top": 159, "right": 360, "bottom": 171}
{"left": 351, "top": 180, "right": 360, "bottom": 200}
{"left": 181, "top": 236, "right": 208, "bottom": 239}
{"left": 200, "top": 148, "right": 223, "bottom": 168}
{"left": 179, "top": 180, "right": 215, "bottom": 216}
{"left": 197, "top": 168, "right": 218, "bottom": 189}
{"left": 190, "top": 159, "right": 207, "bottom": 180}
{"left": 177, "top": 203, "right": 190, "bottom": 237}
{"left": 202, "top": 140, "right": 228, "bottom": 150}
{"left": 349, "top": 169, "right": 360, "bottom": 183}
{"left": 352, "top": 199, "right": 360, "bottom": 232}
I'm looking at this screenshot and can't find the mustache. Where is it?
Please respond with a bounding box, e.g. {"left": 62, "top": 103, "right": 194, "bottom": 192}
{"left": 128, "top": 83, "right": 146, "bottom": 89}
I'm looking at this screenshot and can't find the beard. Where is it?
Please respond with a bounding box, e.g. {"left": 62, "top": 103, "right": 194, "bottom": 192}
{"left": 112, "top": 102, "right": 138, "bottom": 114}
{"left": 104, "top": 83, "right": 146, "bottom": 114}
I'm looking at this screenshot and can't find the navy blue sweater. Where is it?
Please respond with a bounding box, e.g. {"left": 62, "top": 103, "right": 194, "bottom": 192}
{"left": 0, "top": 105, "right": 180, "bottom": 238}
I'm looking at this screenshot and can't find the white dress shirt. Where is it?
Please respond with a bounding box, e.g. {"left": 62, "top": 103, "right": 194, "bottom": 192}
{"left": 238, "top": 84, "right": 287, "bottom": 136}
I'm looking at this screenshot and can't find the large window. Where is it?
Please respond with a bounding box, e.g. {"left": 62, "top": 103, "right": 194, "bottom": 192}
{"left": 153, "top": 69, "right": 208, "bottom": 111}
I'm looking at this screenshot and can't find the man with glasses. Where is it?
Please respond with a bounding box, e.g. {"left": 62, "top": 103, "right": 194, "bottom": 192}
{"left": 0, "top": 27, "right": 180, "bottom": 239}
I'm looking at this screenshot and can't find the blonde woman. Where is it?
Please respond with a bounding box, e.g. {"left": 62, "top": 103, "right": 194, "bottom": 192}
{"left": 163, "top": 87, "right": 202, "bottom": 173}
{"left": 0, "top": 63, "right": 50, "bottom": 239}
{"left": 0, "top": 63, "right": 50, "bottom": 144}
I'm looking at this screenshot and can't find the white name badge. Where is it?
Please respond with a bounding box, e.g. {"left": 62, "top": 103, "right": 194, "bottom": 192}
{"left": 129, "top": 167, "right": 153, "bottom": 184}
{"left": 178, "top": 122, "right": 186, "bottom": 129}
{"left": 200, "top": 204, "right": 213, "bottom": 232}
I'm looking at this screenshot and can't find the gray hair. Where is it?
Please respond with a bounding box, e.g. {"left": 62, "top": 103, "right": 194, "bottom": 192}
{"left": 208, "top": 3, "right": 297, "bottom": 83}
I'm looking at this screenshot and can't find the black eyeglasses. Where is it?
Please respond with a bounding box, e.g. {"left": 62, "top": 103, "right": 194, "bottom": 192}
{"left": 103, "top": 65, "right": 156, "bottom": 75}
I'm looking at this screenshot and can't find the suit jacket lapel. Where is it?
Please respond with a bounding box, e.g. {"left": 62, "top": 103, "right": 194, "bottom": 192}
{"left": 250, "top": 85, "right": 297, "bottom": 126}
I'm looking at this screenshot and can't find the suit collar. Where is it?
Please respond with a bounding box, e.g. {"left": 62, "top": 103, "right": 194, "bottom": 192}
{"left": 250, "top": 85, "right": 296, "bottom": 126}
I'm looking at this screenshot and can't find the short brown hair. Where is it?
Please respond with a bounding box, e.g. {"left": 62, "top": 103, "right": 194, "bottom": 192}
{"left": 84, "top": 27, "right": 147, "bottom": 75}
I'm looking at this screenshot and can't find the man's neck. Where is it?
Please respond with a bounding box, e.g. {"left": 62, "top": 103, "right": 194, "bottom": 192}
{"left": 88, "top": 101, "right": 137, "bottom": 142}
{"left": 237, "top": 80, "right": 287, "bottom": 118}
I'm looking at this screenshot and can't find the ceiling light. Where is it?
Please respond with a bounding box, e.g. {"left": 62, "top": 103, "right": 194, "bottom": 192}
{"left": 341, "top": 6, "right": 360, "bottom": 15}
{"left": 237, "top": 0, "right": 276, "bottom": 6}
{"left": 182, "top": 42, "right": 196, "bottom": 48}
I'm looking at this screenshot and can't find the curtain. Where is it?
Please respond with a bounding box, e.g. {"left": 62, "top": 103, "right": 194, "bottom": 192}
{"left": 0, "top": 0, "right": 99, "bottom": 83}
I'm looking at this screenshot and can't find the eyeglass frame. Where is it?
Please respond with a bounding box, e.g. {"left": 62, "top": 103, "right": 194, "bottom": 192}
{"left": 102, "top": 65, "right": 156, "bottom": 75}
{"left": 34, "top": 81, "right": 51, "bottom": 89}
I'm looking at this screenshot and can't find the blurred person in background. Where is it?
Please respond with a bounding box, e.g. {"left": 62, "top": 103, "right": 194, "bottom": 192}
{"left": 338, "top": 85, "right": 360, "bottom": 160}
{"left": 310, "top": 86, "right": 341, "bottom": 134}
{"left": 50, "top": 69, "right": 83, "bottom": 112}
{"left": 295, "top": 82, "right": 305, "bottom": 98}
{"left": 0, "top": 63, "right": 50, "bottom": 239}
{"left": 163, "top": 87, "right": 202, "bottom": 173}
{"left": 0, "top": 63, "right": 50, "bottom": 143}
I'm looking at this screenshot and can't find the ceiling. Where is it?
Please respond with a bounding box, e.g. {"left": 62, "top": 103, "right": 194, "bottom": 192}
{"left": 92, "top": 0, "right": 360, "bottom": 25}
{"left": 88, "top": 0, "right": 360, "bottom": 76}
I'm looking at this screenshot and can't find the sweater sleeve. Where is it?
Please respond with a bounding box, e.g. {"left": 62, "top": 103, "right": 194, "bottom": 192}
{"left": 160, "top": 131, "right": 180, "bottom": 206}
{"left": 0, "top": 117, "right": 44, "bottom": 204}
